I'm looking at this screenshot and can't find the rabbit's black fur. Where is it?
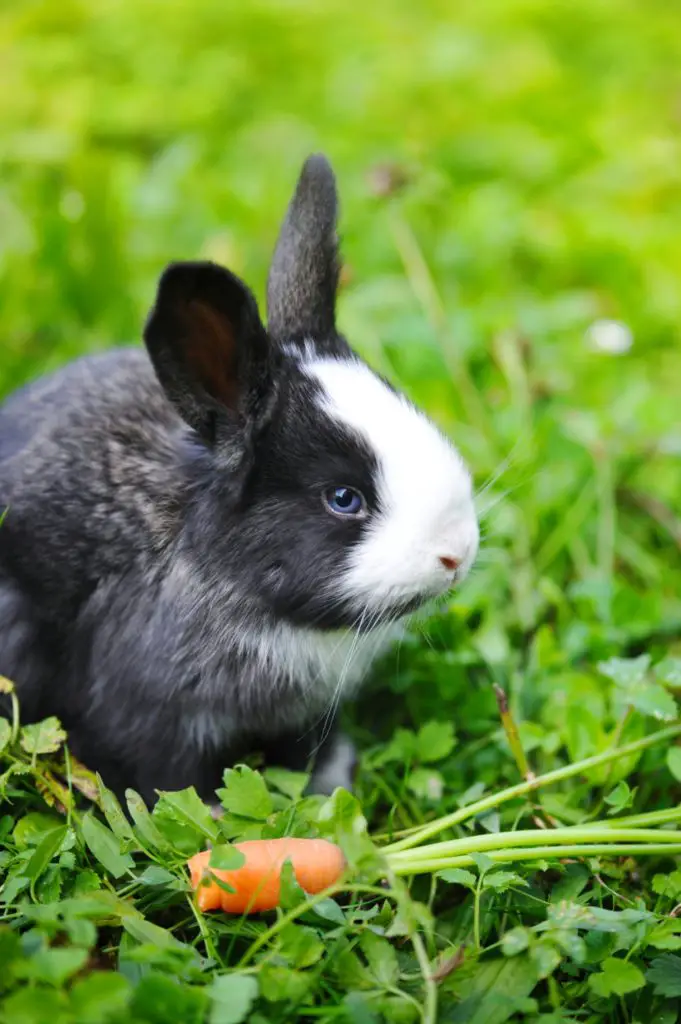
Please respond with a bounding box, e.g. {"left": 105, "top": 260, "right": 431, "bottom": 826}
{"left": 0, "top": 155, "right": 478, "bottom": 806}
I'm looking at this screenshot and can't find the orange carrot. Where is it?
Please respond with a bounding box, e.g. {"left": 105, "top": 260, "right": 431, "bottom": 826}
{"left": 188, "top": 838, "right": 346, "bottom": 913}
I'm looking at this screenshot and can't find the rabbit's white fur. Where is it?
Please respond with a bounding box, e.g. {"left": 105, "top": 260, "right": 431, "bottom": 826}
{"left": 306, "top": 355, "right": 479, "bottom": 609}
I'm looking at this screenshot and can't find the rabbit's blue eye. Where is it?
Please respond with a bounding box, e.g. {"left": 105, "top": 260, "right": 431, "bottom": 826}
{"left": 323, "top": 486, "right": 366, "bottom": 518}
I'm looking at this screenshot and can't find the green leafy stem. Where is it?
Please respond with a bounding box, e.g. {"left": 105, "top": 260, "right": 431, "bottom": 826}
{"left": 380, "top": 723, "right": 681, "bottom": 873}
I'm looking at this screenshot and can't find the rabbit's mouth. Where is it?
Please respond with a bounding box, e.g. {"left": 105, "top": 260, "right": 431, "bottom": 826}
{"left": 352, "top": 588, "right": 450, "bottom": 632}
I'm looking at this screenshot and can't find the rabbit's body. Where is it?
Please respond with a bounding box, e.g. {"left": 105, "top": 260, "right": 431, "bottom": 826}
{"left": 0, "top": 348, "right": 385, "bottom": 801}
{"left": 0, "top": 156, "right": 478, "bottom": 805}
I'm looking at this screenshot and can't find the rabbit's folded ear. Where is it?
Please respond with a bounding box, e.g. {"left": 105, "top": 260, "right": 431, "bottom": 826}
{"left": 267, "top": 154, "right": 343, "bottom": 348}
{"left": 144, "top": 261, "right": 277, "bottom": 445}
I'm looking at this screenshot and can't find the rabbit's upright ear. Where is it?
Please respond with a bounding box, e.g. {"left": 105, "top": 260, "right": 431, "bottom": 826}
{"left": 144, "top": 262, "right": 277, "bottom": 445}
{"left": 267, "top": 154, "right": 342, "bottom": 347}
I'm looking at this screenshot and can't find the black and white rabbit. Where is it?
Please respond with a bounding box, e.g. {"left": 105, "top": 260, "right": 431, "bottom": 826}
{"left": 0, "top": 155, "right": 479, "bottom": 806}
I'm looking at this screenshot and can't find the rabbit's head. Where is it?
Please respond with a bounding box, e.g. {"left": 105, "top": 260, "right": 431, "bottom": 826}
{"left": 144, "top": 156, "right": 478, "bottom": 631}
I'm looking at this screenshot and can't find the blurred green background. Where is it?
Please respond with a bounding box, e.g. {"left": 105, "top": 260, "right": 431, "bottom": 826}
{"left": 2, "top": 0, "right": 681, "bottom": 722}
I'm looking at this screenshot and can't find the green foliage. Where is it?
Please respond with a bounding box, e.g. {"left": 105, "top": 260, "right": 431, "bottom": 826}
{"left": 19, "top": 719, "right": 67, "bottom": 756}
{"left": 599, "top": 656, "right": 678, "bottom": 721}
{"left": 80, "top": 814, "right": 134, "bottom": 879}
{"left": 209, "top": 976, "right": 259, "bottom": 1024}
{"left": 647, "top": 955, "right": 681, "bottom": 998}
{"left": 3, "top": 0, "right": 681, "bottom": 1020}
{"left": 217, "top": 767, "right": 273, "bottom": 822}
{"left": 588, "top": 957, "right": 646, "bottom": 998}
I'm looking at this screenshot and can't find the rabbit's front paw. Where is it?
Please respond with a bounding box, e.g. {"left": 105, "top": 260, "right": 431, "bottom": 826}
{"left": 309, "top": 734, "right": 357, "bottom": 795}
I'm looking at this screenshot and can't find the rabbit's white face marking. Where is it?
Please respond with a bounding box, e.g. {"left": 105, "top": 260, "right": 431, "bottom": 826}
{"left": 305, "top": 357, "right": 479, "bottom": 614}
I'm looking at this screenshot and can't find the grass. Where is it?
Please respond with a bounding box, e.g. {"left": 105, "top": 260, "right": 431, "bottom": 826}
{"left": 2, "top": 0, "right": 681, "bottom": 1021}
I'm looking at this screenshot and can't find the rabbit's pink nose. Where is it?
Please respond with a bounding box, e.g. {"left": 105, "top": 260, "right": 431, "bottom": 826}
{"left": 439, "top": 555, "right": 460, "bottom": 571}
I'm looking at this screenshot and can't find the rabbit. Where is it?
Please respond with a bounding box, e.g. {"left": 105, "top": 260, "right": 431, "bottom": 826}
{"left": 0, "top": 155, "right": 479, "bottom": 808}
